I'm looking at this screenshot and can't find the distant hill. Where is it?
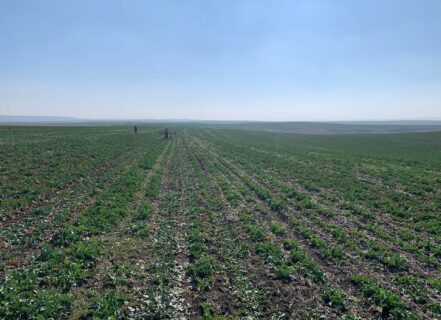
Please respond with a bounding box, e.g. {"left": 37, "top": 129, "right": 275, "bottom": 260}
{"left": 0, "top": 116, "right": 232, "bottom": 124}
{"left": 0, "top": 116, "right": 86, "bottom": 123}
{"left": 201, "top": 121, "right": 441, "bottom": 135}
{"left": 333, "top": 120, "right": 441, "bottom": 126}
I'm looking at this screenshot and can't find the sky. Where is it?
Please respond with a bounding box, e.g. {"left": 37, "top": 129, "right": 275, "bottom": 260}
{"left": 1, "top": 0, "right": 441, "bottom": 121}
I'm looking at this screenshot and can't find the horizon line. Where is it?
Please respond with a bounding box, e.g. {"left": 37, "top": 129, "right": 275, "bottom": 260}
{"left": 2, "top": 115, "right": 441, "bottom": 123}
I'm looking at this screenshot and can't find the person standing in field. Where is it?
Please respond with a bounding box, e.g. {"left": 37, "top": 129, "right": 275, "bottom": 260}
{"left": 164, "top": 127, "right": 169, "bottom": 139}
{"left": 134, "top": 125, "right": 138, "bottom": 134}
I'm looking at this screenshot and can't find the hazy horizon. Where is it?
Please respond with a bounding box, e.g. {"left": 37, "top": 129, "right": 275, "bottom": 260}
{"left": 1, "top": 1, "right": 441, "bottom": 121}
{"left": 3, "top": 114, "right": 441, "bottom": 124}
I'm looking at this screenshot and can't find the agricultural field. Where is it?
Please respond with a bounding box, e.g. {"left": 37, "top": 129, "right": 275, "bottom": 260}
{"left": 0, "top": 125, "right": 440, "bottom": 319}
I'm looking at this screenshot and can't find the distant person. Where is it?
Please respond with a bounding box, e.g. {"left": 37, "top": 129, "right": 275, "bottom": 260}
{"left": 134, "top": 126, "right": 138, "bottom": 134}
{"left": 164, "top": 127, "right": 169, "bottom": 139}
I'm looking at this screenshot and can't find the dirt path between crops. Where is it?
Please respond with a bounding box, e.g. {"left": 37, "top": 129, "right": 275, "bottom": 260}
{"left": 68, "top": 141, "right": 172, "bottom": 319}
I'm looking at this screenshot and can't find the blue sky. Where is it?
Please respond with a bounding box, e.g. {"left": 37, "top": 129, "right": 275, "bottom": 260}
{"left": 1, "top": 0, "right": 440, "bottom": 120}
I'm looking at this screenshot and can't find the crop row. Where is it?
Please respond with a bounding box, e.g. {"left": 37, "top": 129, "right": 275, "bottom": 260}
{"left": 0, "top": 136, "right": 168, "bottom": 318}
{"left": 188, "top": 130, "right": 436, "bottom": 319}
{"left": 186, "top": 133, "right": 364, "bottom": 318}
{"left": 1, "top": 127, "right": 155, "bottom": 215}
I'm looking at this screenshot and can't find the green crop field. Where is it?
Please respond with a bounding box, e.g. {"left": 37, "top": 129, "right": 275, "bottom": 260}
{"left": 1, "top": 125, "right": 440, "bottom": 319}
